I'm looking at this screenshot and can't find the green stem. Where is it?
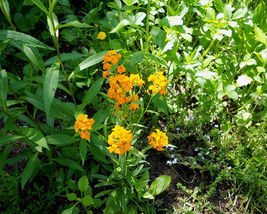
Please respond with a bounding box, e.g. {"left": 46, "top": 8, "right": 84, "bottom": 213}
{"left": 133, "top": 95, "right": 153, "bottom": 133}
{"left": 123, "top": 152, "right": 127, "bottom": 178}
{"left": 48, "top": 9, "right": 77, "bottom": 106}
{"left": 145, "top": 0, "right": 151, "bottom": 54}
{"left": 0, "top": 5, "right": 16, "bottom": 31}
{"left": 203, "top": 39, "right": 215, "bottom": 57}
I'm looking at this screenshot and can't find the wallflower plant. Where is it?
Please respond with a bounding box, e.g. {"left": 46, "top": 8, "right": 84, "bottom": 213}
{"left": 72, "top": 50, "right": 171, "bottom": 213}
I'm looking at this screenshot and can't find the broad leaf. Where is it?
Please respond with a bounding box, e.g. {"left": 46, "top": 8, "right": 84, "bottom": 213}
{"left": 78, "top": 176, "right": 89, "bottom": 192}
{"left": 149, "top": 175, "right": 171, "bottom": 196}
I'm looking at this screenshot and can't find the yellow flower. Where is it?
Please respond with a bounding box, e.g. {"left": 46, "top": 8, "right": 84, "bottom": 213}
{"left": 74, "top": 114, "right": 95, "bottom": 140}
{"left": 107, "top": 125, "right": 133, "bottom": 154}
{"left": 130, "top": 74, "right": 145, "bottom": 87}
{"left": 148, "top": 71, "right": 168, "bottom": 95}
{"left": 97, "top": 32, "right": 106, "bottom": 40}
{"left": 147, "top": 129, "right": 168, "bottom": 151}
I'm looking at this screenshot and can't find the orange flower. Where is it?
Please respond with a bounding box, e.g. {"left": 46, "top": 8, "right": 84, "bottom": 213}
{"left": 103, "top": 70, "right": 110, "bottom": 78}
{"left": 117, "top": 65, "right": 126, "bottom": 74}
{"left": 147, "top": 129, "right": 168, "bottom": 151}
{"left": 103, "top": 63, "right": 112, "bottom": 70}
{"left": 107, "top": 125, "right": 133, "bottom": 154}
{"left": 74, "top": 114, "right": 95, "bottom": 140}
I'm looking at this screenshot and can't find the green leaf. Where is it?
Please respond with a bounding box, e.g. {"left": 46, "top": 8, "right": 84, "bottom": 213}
{"left": 78, "top": 51, "right": 107, "bottom": 71}
{"left": 79, "top": 140, "right": 87, "bottom": 166}
{"left": 0, "top": 144, "right": 12, "bottom": 170}
{"left": 56, "top": 21, "right": 92, "bottom": 30}
{"left": 122, "top": 0, "right": 137, "bottom": 5}
{"left": 47, "top": 13, "right": 59, "bottom": 40}
{"left": 45, "top": 52, "right": 84, "bottom": 66}
{"left": 0, "top": 0, "right": 10, "bottom": 18}
{"left": 213, "top": 0, "right": 224, "bottom": 13}
{"left": 81, "top": 78, "right": 104, "bottom": 109}
{"left": 110, "top": 19, "right": 129, "bottom": 33}
{"left": 0, "top": 135, "right": 23, "bottom": 147}
{"left": 54, "top": 158, "right": 85, "bottom": 171}
{"left": 46, "top": 134, "right": 78, "bottom": 146}
{"left": 78, "top": 176, "right": 89, "bottom": 192}
{"left": 232, "top": 8, "right": 247, "bottom": 20}
{"left": 131, "top": 51, "right": 144, "bottom": 64}
{"left": 21, "top": 127, "right": 49, "bottom": 150}
{"left": 149, "top": 175, "right": 171, "bottom": 196}
{"left": 143, "top": 192, "right": 154, "bottom": 199}
{"left": 43, "top": 64, "right": 59, "bottom": 117}
{"left": 227, "top": 90, "right": 238, "bottom": 100}
{"left": 31, "top": 0, "right": 49, "bottom": 15}
{"left": 81, "top": 195, "right": 94, "bottom": 207}
{"left": 0, "top": 69, "right": 8, "bottom": 110}
{"left": 0, "top": 30, "right": 54, "bottom": 50}
{"left": 21, "top": 153, "right": 40, "bottom": 189}
{"left": 22, "top": 44, "right": 46, "bottom": 72}
{"left": 66, "top": 193, "right": 77, "bottom": 201}
{"left": 223, "top": 4, "right": 232, "bottom": 20}
{"left": 152, "top": 94, "right": 168, "bottom": 115}
{"left": 255, "top": 26, "right": 267, "bottom": 46}
{"left": 62, "top": 207, "right": 74, "bottom": 214}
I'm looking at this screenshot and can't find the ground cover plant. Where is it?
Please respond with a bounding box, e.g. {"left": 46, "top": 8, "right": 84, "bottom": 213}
{"left": 0, "top": 0, "right": 266, "bottom": 213}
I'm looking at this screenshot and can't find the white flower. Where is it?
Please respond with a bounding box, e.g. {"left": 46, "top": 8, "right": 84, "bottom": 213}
{"left": 236, "top": 75, "right": 252, "bottom": 87}
{"left": 200, "top": 0, "right": 209, "bottom": 6}
{"left": 166, "top": 161, "right": 172, "bottom": 166}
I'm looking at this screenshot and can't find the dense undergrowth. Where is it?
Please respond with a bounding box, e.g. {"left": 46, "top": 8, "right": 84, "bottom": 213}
{"left": 0, "top": 0, "right": 266, "bottom": 213}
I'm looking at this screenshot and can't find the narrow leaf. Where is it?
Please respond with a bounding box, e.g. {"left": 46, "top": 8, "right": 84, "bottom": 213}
{"left": 80, "top": 140, "right": 87, "bottom": 166}
{"left": 0, "top": 135, "right": 23, "bottom": 147}
{"left": 0, "top": 144, "right": 12, "bottom": 170}
{"left": 43, "top": 64, "right": 59, "bottom": 117}
{"left": 45, "top": 52, "right": 84, "bottom": 66}
{"left": 46, "top": 134, "right": 78, "bottom": 146}
{"left": 21, "top": 153, "right": 39, "bottom": 189}
{"left": 31, "top": 0, "right": 49, "bottom": 15}
{"left": 0, "top": 30, "right": 54, "bottom": 50}
{"left": 54, "top": 158, "right": 85, "bottom": 171}
{"left": 81, "top": 78, "right": 104, "bottom": 109}
{"left": 56, "top": 21, "right": 92, "bottom": 30}
{"left": 78, "top": 51, "right": 108, "bottom": 71}
{"left": 0, "top": 69, "right": 8, "bottom": 109}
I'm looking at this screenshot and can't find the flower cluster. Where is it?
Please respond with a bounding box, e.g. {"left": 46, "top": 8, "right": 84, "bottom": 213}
{"left": 107, "top": 125, "right": 133, "bottom": 154}
{"left": 103, "top": 50, "right": 144, "bottom": 112}
{"left": 97, "top": 32, "right": 106, "bottom": 40}
{"left": 74, "top": 114, "right": 95, "bottom": 140}
{"left": 148, "top": 71, "right": 168, "bottom": 95}
{"left": 102, "top": 50, "right": 122, "bottom": 78}
{"left": 147, "top": 129, "right": 169, "bottom": 151}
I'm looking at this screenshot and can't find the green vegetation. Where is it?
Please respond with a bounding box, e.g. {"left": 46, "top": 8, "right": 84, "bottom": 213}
{"left": 0, "top": 0, "right": 266, "bottom": 213}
